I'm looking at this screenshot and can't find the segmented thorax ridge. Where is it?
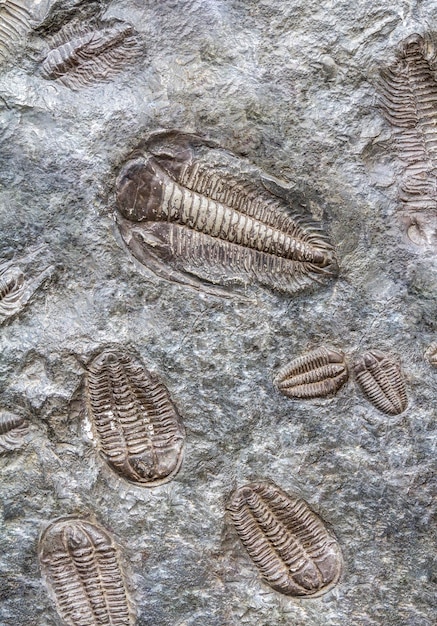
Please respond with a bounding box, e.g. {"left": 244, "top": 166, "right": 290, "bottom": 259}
{"left": 353, "top": 350, "right": 408, "bottom": 415}
{"left": 0, "top": 1, "right": 30, "bottom": 62}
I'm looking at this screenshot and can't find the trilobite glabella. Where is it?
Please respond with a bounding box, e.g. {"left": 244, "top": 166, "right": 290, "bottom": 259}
{"left": 227, "top": 482, "right": 342, "bottom": 597}
{"left": 274, "top": 346, "right": 348, "bottom": 399}
{"left": 39, "top": 517, "right": 133, "bottom": 626}
{"left": 84, "top": 348, "right": 185, "bottom": 486}
{"left": 116, "top": 132, "right": 338, "bottom": 297}
{"left": 0, "top": 411, "right": 29, "bottom": 453}
{"left": 353, "top": 350, "right": 408, "bottom": 415}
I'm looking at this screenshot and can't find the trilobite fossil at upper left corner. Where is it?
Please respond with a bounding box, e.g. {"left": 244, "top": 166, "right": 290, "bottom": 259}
{"left": 115, "top": 131, "right": 338, "bottom": 298}
{"left": 83, "top": 348, "right": 185, "bottom": 486}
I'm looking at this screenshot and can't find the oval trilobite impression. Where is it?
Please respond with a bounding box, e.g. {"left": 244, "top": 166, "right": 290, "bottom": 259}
{"left": 39, "top": 517, "right": 133, "bottom": 626}
{"left": 40, "top": 19, "right": 141, "bottom": 89}
{"left": 0, "top": 411, "right": 29, "bottom": 453}
{"left": 84, "top": 348, "right": 185, "bottom": 486}
{"left": 353, "top": 350, "right": 408, "bottom": 415}
{"left": 424, "top": 342, "right": 437, "bottom": 368}
{"left": 116, "top": 131, "right": 338, "bottom": 297}
{"left": 274, "top": 347, "right": 348, "bottom": 399}
{"left": 227, "top": 482, "right": 342, "bottom": 597}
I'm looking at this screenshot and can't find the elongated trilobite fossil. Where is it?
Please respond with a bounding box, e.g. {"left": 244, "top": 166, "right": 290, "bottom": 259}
{"left": 0, "top": 246, "right": 54, "bottom": 324}
{"left": 39, "top": 517, "right": 133, "bottom": 626}
{"left": 274, "top": 347, "right": 348, "bottom": 399}
{"left": 84, "top": 348, "right": 185, "bottom": 486}
{"left": 379, "top": 34, "right": 437, "bottom": 245}
{"left": 40, "top": 19, "right": 141, "bottom": 89}
{"left": 0, "top": 1, "right": 30, "bottom": 62}
{"left": 227, "top": 482, "right": 342, "bottom": 597}
{"left": 424, "top": 342, "right": 437, "bottom": 367}
{"left": 353, "top": 350, "right": 408, "bottom": 415}
{"left": 0, "top": 411, "right": 29, "bottom": 453}
{"left": 116, "top": 131, "right": 338, "bottom": 297}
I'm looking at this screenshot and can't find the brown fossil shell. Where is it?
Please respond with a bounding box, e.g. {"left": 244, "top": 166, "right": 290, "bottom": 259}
{"left": 227, "top": 482, "right": 342, "bottom": 597}
{"left": 273, "top": 346, "right": 348, "bottom": 399}
{"left": 39, "top": 517, "right": 133, "bottom": 626}
{"left": 353, "top": 350, "right": 408, "bottom": 415}
{"left": 84, "top": 348, "right": 185, "bottom": 486}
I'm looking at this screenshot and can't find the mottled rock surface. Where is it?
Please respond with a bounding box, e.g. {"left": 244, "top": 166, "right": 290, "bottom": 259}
{"left": 1, "top": 1, "right": 436, "bottom": 625}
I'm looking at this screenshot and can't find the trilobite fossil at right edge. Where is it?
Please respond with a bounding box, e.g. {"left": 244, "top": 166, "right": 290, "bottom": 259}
{"left": 227, "top": 482, "right": 342, "bottom": 597}
{"left": 115, "top": 131, "right": 338, "bottom": 297}
{"left": 353, "top": 350, "right": 408, "bottom": 415}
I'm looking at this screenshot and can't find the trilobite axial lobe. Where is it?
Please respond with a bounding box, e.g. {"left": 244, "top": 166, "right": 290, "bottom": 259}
{"left": 84, "top": 349, "right": 185, "bottom": 486}
{"left": 227, "top": 482, "right": 342, "bottom": 597}
{"left": 353, "top": 350, "right": 407, "bottom": 415}
{"left": 274, "top": 347, "right": 348, "bottom": 399}
{"left": 39, "top": 518, "right": 133, "bottom": 626}
{"left": 116, "top": 132, "right": 338, "bottom": 297}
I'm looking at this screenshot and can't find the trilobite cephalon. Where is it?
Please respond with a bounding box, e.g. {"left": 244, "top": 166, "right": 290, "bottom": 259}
{"left": 378, "top": 34, "right": 437, "bottom": 246}
{"left": 84, "top": 348, "right": 185, "bottom": 486}
{"left": 227, "top": 482, "right": 342, "bottom": 597}
{"left": 0, "top": 411, "right": 29, "bottom": 453}
{"left": 274, "top": 346, "right": 348, "bottom": 399}
{"left": 39, "top": 518, "right": 133, "bottom": 626}
{"left": 353, "top": 350, "right": 408, "bottom": 415}
{"left": 116, "top": 132, "right": 338, "bottom": 297}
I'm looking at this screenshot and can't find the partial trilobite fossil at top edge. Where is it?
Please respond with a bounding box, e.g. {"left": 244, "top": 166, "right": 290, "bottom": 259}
{"left": 39, "top": 517, "right": 134, "bottom": 626}
{"left": 0, "top": 411, "right": 29, "bottom": 453}
{"left": 353, "top": 350, "right": 408, "bottom": 415}
{"left": 274, "top": 347, "right": 348, "bottom": 399}
{"left": 40, "top": 19, "right": 141, "bottom": 89}
{"left": 378, "top": 34, "right": 437, "bottom": 246}
{"left": 84, "top": 348, "right": 185, "bottom": 486}
{"left": 227, "top": 482, "right": 342, "bottom": 597}
{"left": 0, "top": 1, "right": 30, "bottom": 62}
{"left": 116, "top": 131, "right": 338, "bottom": 298}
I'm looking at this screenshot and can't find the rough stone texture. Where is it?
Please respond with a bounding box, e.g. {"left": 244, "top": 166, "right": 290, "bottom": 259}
{"left": 1, "top": 1, "right": 436, "bottom": 625}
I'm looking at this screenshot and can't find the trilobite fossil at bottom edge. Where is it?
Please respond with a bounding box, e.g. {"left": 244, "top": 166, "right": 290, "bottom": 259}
{"left": 115, "top": 131, "right": 338, "bottom": 298}
{"left": 227, "top": 482, "right": 342, "bottom": 597}
{"left": 39, "top": 517, "right": 134, "bottom": 626}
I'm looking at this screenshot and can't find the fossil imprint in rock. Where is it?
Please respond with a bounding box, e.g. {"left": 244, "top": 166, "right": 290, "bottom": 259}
{"left": 227, "top": 482, "right": 342, "bottom": 597}
{"left": 39, "top": 517, "right": 133, "bottom": 626}
{"left": 0, "top": 0, "right": 30, "bottom": 62}
{"left": 0, "top": 411, "right": 29, "bottom": 453}
{"left": 83, "top": 348, "right": 185, "bottom": 486}
{"left": 353, "top": 350, "right": 408, "bottom": 415}
{"left": 116, "top": 132, "right": 338, "bottom": 297}
{"left": 274, "top": 347, "right": 348, "bottom": 399}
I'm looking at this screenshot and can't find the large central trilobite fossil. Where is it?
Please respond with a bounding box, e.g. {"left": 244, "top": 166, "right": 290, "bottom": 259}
{"left": 115, "top": 132, "right": 338, "bottom": 297}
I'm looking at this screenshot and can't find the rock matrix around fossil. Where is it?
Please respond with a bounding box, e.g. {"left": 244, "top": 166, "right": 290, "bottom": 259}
{"left": 0, "top": 411, "right": 29, "bottom": 453}
{"left": 116, "top": 131, "right": 338, "bottom": 297}
{"left": 227, "top": 482, "right": 342, "bottom": 597}
{"left": 39, "top": 517, "right": 134, "bottom": 626}
{"left": 274, "top": 347, "right": 348, "bottom": 399}
{"left": 84, "top": 348, "right": 185, "bottom": 486}
{"left": 353, "top": 350, "right": 408, "bottom": 415}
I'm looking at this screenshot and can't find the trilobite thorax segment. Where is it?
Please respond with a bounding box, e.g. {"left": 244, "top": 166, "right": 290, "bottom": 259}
{"left": 353, "top": 350, "right": 408, "bottom": 415}
{"left": 116, "top": 132, "right": 338, "bottom": 297}
{"left": 274, "top": 347, "right": 348, "bottom": 399}
{"left": 39, "top": 518, "right": 133, "bottom": 626}
{"left": 227, "top": 482, "right": 342, "bottom": 597}
{"left": 0, "top": 411, "right": 29, "bottom": 452}
{"left": 84, "top": 349, "right": 185, "bottom": 486}
{"left": 0, "top": 1, "right": 30, "bottom": 63}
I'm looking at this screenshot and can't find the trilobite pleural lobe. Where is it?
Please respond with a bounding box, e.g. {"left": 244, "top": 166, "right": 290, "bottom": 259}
{"left": 228, "top": 482, "right": 342, "bottom": 597}
{"left": 354, "top": 350, "right": 407, "bottom": 415}
{"left": 85, "top": 349, "right": 185, "bottom": 486}
{"left": 274, "top": 346, "right": 348, "bottom": 399}
{"left": 39, "top": 518, "right": 133, "bottom": 626}
{"left": 116, "top": 132, "right": 338, "bottom": 296}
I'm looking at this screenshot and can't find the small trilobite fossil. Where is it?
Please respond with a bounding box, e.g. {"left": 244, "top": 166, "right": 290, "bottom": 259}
{"left": 116, "top": 131, "right": 338, "bottom": 298}
{"left": 0, "top": 411, "right": 29, "bottom": 453}
{"left": 353, "top": 350, "right": 408, "bottom": 415}
{"left": 0, "top": 246, "right": 54, "bottom": 324}
{"left": 83, "top": 348, "right": 185, "bottom": 486}
{"left": 0, "top": 1, "right": 30, "bottom": 62}
{"left": 39, "top": 517, "right": 133, "bottom": 626}
{"left": 424, "top": 342, "right": 437, "bottom": 367}
{"left": 227, "top": 482, "right": 342, "bottom": 597}
{"left": 274, "top": 347, "right": 348, "bottom": 399}
{"left": 40, "top": 19, "right": 141, "bottom": 89}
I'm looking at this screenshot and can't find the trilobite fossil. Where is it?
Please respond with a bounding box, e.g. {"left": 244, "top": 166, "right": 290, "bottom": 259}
{"left": 0, "top": 411, "right": 29, "bottom": 453}
{"left": 83, "top": 348, "right": 185, "bottom": 486}
{"left": 424, "top": 342, "right": 437, "bottom": 367}
{"left": 40, "top": 19, "right": 141, "bottom": 89}
{"left": 116, "top": 131, "right": 338, "bottom": 298}
{"left": 274, "top": 347, "right": 348, "bottom": 399}
{"left": 227, "top": 482, "right": 342, "bottom": 597}
{"left": 0, "top": 0, "right": 30, "bottom": 63}
{"left": 353, "top": 350, "right": 408, "bottom": 415}
{"left": 39, "top": 517, "right": 133, "bottom": 626}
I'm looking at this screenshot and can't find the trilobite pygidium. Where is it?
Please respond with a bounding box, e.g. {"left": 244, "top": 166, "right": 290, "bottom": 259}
{"left": 116, "top": 132, "right": 338, "bottom": 297}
